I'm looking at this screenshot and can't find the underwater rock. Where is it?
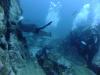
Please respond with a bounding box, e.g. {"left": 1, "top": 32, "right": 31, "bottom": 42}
{"left": 0, "top": 0, "right": 30, "bottom": 75}
{"left": 92, "top": 46, "right": 100, "bottom": 75}
{"left": 0, "top": 35, "right": 8, "bottom": 50}
{"left": 92, "top": 47, "right": 100, "bottom": 67}
{"left": 17, "top": 60, "right": 46, "bottom": 75}
{"left": 0, "top": 48, "right": 11, "bottom": 75}
{"left": 0, "top": 6, "right": 4, "bottom": 20}
{"left": 62, "top": 26, "right": 100, "bottom": 75}
{"left": 36, "top": 45, "right": 96, "bottom": 75}
{"left": 0, "top": 22, "right": 6, "bottom": 35}
{"left": 71, "top": 65, "right": 96, "bottom": 75}
{"left": 23, "top": 32, "right": 52, "bottom": 58}
{"left": 0, "top": 60, "right": 3, "bottom": 71}
{"left": 9, "top": 69, "right": 15, "bottom": 75}
{"left": 8, "top": 33, "right": 26, "bottom": 70}
{"left": 0, "top": 5, "right": 6, "bottom": 35}
{"left": 69, "top": 19, "right": 100, "bottom": 75}
{"left": 36, "top": 49, "right": 67, "bottom": 75}
{"left": 9, "top": 0, "right": 22, "bottom": 23}
{"left": 0, "top": 66, "right": 10, "bottom": 75}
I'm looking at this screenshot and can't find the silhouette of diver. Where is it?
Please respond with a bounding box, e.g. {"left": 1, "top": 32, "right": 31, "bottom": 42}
{"left": 19, "top": 21, "right": 53, "bottom": 34}
{"left": 14, "top": 21, "right": 53, "bottom": 48}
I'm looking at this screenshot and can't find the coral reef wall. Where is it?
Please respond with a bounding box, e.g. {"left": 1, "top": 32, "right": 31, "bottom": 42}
{"left": 0, "top": 0, "right": 29, "bottom": 75}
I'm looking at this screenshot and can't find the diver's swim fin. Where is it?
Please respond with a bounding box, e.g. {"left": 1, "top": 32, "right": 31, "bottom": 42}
{"left": 38, "top": 21, "right": 53, "bottom": 30}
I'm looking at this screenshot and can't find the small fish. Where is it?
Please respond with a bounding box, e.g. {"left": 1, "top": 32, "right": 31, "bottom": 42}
{"left": 81, "top": 41, "right": 87, "bottom": 45}
{"left": 18, "top": 16, "right": 24, "bottom": 22}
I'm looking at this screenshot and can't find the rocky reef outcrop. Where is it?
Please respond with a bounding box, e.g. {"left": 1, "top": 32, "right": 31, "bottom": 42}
{"left": 35, "top": 41, "right": 96, "bottom": 75}
{"left": 0, "top": 0, "right": 28, "bottom": 75}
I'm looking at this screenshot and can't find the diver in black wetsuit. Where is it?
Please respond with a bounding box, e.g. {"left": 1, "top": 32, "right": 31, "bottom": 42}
{"left": 70, "top": 25, "right": 100, "bottom": 74}
{"left": 73, "top": 27, "right": 99, "bottom": 61}
{"left": 18, "top": 21, "right": 53, "bottom": 33}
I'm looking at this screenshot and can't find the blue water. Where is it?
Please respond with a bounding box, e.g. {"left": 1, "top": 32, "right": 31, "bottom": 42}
{"left": 19, "top": 0, "right": 91, "bottom": 38}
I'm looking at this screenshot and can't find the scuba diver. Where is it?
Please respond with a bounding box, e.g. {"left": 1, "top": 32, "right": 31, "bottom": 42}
{"left": 19, "top": 21, "right": 53, "bottom": 34}
{"left": 9, "top": 13, "right": 53, "bottom": 37}
{"left": 9, "top": 20, "right": 53, "bottom": 42}
{"left": 70, "top": 2, "right": 100, "bottom": 74}
{"left": 14, "top": 21, "right": 53, "bottom": 48}
{"left": 70, "top": 24, "right": 100, "bottom": 73}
